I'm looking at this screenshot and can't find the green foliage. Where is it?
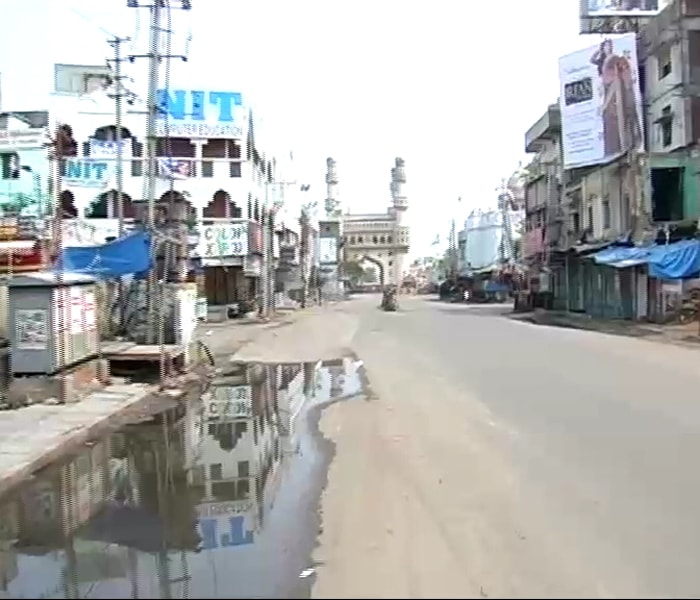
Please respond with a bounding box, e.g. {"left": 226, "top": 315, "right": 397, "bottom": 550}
{"left": 343, "top": 260, "right": 365, "bottom": 286}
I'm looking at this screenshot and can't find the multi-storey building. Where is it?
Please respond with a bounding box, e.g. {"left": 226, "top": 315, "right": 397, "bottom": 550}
{"left": 342, "top": 157, "right": 410, "bottom": 287}
{"left": 639, "top": 0, "right": 700, "bottom": 226}
{"left": 0, "top": 110, "right": 51, "bottom": 273}
{"left": 41, "top": 63, "right": 279, "bottom": 314}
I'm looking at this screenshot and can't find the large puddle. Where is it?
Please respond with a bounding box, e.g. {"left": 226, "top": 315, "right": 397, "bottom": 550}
{"left": 0, "top": 357, "right": 366, "bottom": 599}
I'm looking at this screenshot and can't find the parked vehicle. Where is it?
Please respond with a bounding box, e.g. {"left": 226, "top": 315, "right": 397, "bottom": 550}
{"left": 381, "top": 286, "right": 398, "bottom": 311}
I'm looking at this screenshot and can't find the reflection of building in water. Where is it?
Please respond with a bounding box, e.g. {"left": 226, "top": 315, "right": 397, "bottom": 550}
{"left": 316, "top": 357, "right": 364, "bottom": 400}
{"left": 191, "top": 362, "right": 281, "bottom": 550}
{"left": 0, "top": 499, "right": 18, "bottom": 593}
{"left": 275, "top": 361, "right": 320, "bottom": 447}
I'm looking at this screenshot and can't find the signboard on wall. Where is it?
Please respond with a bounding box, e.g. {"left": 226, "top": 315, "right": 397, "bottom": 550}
{"left": 156, "top": 89, "right": 246, "bottom": 138}
{"left": 199, "top": 222, "right": 249, "bottom": 257}
{"left": 0, "top": 129, "right": 46, "bottom": 150}
{"left": 63, "top": 159, "right": 114, "bottom": 189}
{"left": 319, "top": 237, "right": 337, "bottom": 265}
{"left": 558, "top": 33, "right": 644, "bottom": 169}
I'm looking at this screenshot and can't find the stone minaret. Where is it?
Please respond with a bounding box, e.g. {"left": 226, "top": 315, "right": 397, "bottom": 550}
{"left": 390, "top": 157, "right": 408, "bottom": 288}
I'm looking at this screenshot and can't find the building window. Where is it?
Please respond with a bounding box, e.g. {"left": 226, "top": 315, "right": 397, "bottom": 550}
{"left": 358, "top": 235, "right": 363, "bottom": 243}
{"left": 572, "top": 212, "right": 581, "bottom": 234}
{"left": 602, "top": 197, "right": 611, "bottom": 230}
{"left": 238, "top": 461, "right": 250, "bottom": 477}
{"left": 387, "top": 235, "right": 392, "bottom": 244}
{"left": 372, "top": 235, "right": 378, "bottom": 244}
{"left": 658, "top": 45, "right": 672, "bottom": 80}
{"left": 587, "top": 204, "right": 594, "bottom": 232}
{"left": 210, "top": 463, "right": 223, "bottom": 479}
{"left": 1, "top": 153, "right": 20, "bottom": 179}
{"left": 379, "top": 235, "right": 385, "bottom": 244}
{"left": 661, "top": 105, "right": 673, "bottom": 147}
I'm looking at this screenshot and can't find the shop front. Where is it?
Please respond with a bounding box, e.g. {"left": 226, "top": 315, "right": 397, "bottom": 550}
{"left": 197, "top": 219, "right": 261, "bottom": 315}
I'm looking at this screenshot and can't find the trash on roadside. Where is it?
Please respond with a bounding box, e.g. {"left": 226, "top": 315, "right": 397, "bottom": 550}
{"left": 299, "top": 568, "right": 315, "bottom": 579}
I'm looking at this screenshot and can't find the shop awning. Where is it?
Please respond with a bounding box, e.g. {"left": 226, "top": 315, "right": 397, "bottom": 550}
{"left": 592, "top": 239, "right": 700, "bottom": 279}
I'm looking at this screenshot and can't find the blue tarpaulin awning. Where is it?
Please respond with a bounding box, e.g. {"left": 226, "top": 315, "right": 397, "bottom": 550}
{"left": 648, "top": 239, "right": 700, "bottom": 279}
{"left": 591, "top": 239, "right": 700, "bottom": 279}
{"left": 57, "top": 231, "right": 152, "bottom": 279}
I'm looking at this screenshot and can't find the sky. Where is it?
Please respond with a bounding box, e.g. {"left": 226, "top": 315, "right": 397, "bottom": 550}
{"left": 0, "top": 0, "right": 599, "bottom": 258}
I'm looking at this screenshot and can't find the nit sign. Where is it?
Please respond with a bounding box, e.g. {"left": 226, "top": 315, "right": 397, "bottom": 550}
{"left": 156, "top": 89, "right": 244, "bottom": 139}
{"left": 63, "top": 159, "right": 112, "bottom": 189}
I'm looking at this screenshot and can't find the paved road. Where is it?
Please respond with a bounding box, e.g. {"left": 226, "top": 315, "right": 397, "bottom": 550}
{"left": 311, "top": 296, "right": 700, "bottom": 599}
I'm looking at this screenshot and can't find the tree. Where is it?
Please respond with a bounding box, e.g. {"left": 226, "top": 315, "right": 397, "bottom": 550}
{"left": 343, "top": 260, "right": 365, "bottom": 287}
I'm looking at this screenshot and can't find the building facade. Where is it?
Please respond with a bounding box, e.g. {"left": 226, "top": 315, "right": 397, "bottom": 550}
{"left": 11, "top": 62, "right": 291, "bottom": 320}
{"left": 342, "top": 157, "right": 410, "bottom": 288}
{"left": 522, "top": 0, "right": 700, "bottom": 321}
{"left": 0, "top": 111, "right": 51, "bottom": 272}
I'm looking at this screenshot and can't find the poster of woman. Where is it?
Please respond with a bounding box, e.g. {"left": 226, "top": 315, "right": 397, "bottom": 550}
{"left": 558, "top": 33, "right": 644, "bottom": 169}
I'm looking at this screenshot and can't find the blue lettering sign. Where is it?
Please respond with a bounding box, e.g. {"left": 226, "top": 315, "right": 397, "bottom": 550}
{"left": 63, "top": 159, "right": 112, "bottom": 189}
{"left": 156, "top": 89, "right": 244, "bottom": 139}
{"left": 198, "top": 516, "right": 254, "bottom": 549}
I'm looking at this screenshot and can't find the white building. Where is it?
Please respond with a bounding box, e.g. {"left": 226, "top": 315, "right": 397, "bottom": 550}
{"left": 342, "top": 157, "right": 410, "bottom": 287}
{"left": 42, "top": 63, "right": 287, "bottom": 311}
{"left": 190, "top": 363, "right": 280, "bottom": 550}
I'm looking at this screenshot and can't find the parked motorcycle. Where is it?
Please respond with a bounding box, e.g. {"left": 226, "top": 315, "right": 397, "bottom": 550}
{"left": 381, "top": 286, "right": 398, "bottom": 312}
{"left": 678, "top": 288, "right": 700, "bottom": 324}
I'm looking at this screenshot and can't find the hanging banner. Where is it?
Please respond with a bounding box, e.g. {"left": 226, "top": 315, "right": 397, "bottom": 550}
{"left": 158, "top": 157, "right": 193, "bottom": 180}
{"left": 88, "top": 138, "right": 132, "bottom": 159}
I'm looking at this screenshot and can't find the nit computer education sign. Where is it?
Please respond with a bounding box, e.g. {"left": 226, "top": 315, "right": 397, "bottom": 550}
{"left": 156, "top": 89, "right": 246, "bottom": 138}
{"left": 558, "top": 33, "right": 644, "bottom": 169}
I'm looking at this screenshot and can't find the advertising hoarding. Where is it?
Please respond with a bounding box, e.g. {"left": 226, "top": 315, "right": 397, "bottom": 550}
{"left": 580, "top": 0, "right": 666, "bottom": 33}
{"left": 583, "top": 0, "right": 660, "bottom": 16}
{"left": 558, "top": 33, "right": 644, "bottom": 169}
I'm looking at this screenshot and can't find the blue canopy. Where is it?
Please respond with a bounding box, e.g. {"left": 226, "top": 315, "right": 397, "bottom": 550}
{"left": 592, "top": 239, "right": 700, "bottom": 279}
{"left": 57, "top": 231, "right": 152, "bottom": 279}
{"left": 648, "top": 239, "right": 700, "bottom": 279}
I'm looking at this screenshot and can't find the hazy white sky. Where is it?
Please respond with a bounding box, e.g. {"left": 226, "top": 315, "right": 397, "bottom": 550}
{"left": 0, "top": 0, "right": 598, "bottom": 257}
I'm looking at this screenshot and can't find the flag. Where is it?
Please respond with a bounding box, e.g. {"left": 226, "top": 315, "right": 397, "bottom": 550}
{"left": 431, "top": 234, "right": 440, "bottom": 246}
{"left": 158, "top": 158, "right": 192, "bottom": 180}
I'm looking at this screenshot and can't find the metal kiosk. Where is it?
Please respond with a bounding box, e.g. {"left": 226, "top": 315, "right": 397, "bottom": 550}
{"left": 8, "top": 272, "right": 99, "bottom": 375}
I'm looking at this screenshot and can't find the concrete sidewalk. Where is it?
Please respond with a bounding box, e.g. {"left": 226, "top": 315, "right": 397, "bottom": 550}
{"left": 512, "top": 309, "right": 700, "bottom": 349}
{"left": 0, "top": 305, "right": 316, "bottom": 497}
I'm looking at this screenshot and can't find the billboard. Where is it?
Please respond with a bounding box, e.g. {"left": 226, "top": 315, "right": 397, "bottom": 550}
{"left": 580, "top": 0, "right": 666, "bottom": 33}
{"left": 583, "top": 0, "right": 660, "bottom": 16}
{"left": 558, "top": 34, "right": 644, "bottom": 169}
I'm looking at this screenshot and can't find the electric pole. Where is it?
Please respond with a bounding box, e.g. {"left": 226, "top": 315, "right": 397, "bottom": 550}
{"left": 127, "top": 0, "right": 190, "bottom": 345}
{"left": 107, "top": 35, "right": 131, "bottom": 237}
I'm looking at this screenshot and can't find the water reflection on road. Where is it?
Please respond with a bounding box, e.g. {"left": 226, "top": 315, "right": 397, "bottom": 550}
{"left": 0, "top": 357, "right": 364, "bottom": 599}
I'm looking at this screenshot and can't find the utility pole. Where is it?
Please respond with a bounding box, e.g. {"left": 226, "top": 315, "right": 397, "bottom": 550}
{"left": 107, "top": 35, "right": 131, "bottom": 237}
{"left": 127, "top": 0, "right": 190, "bottom": 345}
